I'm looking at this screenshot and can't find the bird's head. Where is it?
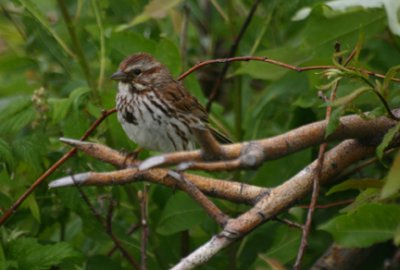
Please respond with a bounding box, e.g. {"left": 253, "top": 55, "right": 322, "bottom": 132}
{"left": 111, "top": 53, "right": 172, "bottom": 91}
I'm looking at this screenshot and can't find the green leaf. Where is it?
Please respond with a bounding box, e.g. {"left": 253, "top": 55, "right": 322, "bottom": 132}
{"left": 0, "top": 96, "right": 35, "bottom": 135}
{"left": 303, "top": 5, "right": 385, "bottom": 52}
{"left": 381, "top": 151, "right": 400, "bottom": 199}
{"left": 17, "top": 0, "right": 75, "bottom": 57}
{"left": 376, "top": 122, "right": 400, "bottom": 160}
{"left": 320, "top": 203, "right": 400, "bottom": 247}
{"left": 48, "top": 98, "right": 72, "bottom": 123}
{"left": 23, "top": 195, "right": 41, "bottom": 223}
{"left": 263, "top": 226, "right": 301, "bottom": 263}
{"left": 0, "top": 96, "right": 31, "bottom": 120}
{"left": 116, "top": 0, "right": 184, "bottom": 30}
{"left": 327, "top": 179, "right": 384, "bottom": 195}
{"left": 325, "top": 106, "right": 344, "bottom": 138}
{"left": 395, "top": 225, "right": 400, "bottom": 246}
{"left": 330, "top": 87, "right": 370, "bottom": 106}
{"left": 340, "top": 188, "right": 380, "bottom": 213}
{"left": 0, "top": 138, "right": 14, "bottom": 172}
{"left": 87, "top": 255, "right": 123, "bottom": 270}
{"left": 154, "top": 38, "right": 181, "bottom": 77}
{"left": 109, "top": 31, "right": 156, "bottom": 59}
{"left": 13, "top": 133, "right": 47, "bottom": 174}
{"left": 382, "top": 65, "right": 400, "bottom": 96}
{"left": 6, "top": 237, "right": 80, "bottom": 270}
{"left": 69, "top": 86, "right": 91, "bottom": 109}
{"left": 156, "top": 192, "right": 207, "bottom": 235}
{"left": 0, "top": 242, "right": 5, "bottom": 270}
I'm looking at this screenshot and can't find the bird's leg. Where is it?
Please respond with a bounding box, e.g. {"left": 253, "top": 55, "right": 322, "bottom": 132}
{"left": 191, "top": 125, "right": 226, "bottom": 161}
{"left": 121, "top": 147, "right": 143, "bottom": 168}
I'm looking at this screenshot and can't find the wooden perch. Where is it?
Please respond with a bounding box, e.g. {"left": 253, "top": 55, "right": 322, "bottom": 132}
{"left": 171, "top": 139, "right": 380, "bottom": 269}
{"left": 50, "top": 138, "right": 268, "bottom": 205}
{"left": 139, "top": 110, "right": 398, "bottom": 171}
{"left": 48, "top": 111, "right": 400, "bottom": 269}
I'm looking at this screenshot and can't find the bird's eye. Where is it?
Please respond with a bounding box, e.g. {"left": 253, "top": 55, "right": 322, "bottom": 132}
{"left": 132, "top": 68, "right": 141, "bottom": 75}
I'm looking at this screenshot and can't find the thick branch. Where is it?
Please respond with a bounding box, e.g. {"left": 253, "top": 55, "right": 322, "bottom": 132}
{"left": 140, "top": 110, "right": 398, "bottom": 171}
{"left": 172, "top": 139, "right": 377, "bottom": 269}
{"left": 49, "top": 139, "right": 268, "bottom": 205}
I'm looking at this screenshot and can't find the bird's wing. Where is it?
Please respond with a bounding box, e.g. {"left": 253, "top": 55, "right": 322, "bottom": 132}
{"left": 163, "top": 81, "right": 209, "bottom": 123}
{"left": 163, "top": 81, "right": 232, "bottom": 144}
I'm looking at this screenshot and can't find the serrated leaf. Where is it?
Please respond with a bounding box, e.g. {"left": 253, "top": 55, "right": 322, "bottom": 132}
{"left": 325, "top": 106, "right": 344, "bottom": 138}
{"left": 0, "top": 138, "right": 14, "bottom": 172}
{"left": 320, "top": 203, "right": 400, "bottom": 247}
{"left": 6, "top": 237, "right": 79, "bottom": 270}
{"left": 330, "top": 87, "right": 370, "bottom": 106}
{"left": 0, "top": 107, "right": 36, "bottom": 135}
{"left": 13, "top": 134, "right": 47, "bottom": 174}
{"left": 376, "top": 122, "right": 400, "bottom": 160}
{"left": 156, "top": 192, "right": 207, "bottom": 235}
{"left": 327, "top": 179, "right": 383, "bottom": 195}
{"left": 48, "top": 98, "right": 72, "bottom": 123}
{"left": 0, "top": 96, "right": 35, "bottom": 135}
{"left": 0, "top": 96, "right": 31, "bottom": 120}
{"left": 381, "top": 151, "right": 400, "bottom": 199}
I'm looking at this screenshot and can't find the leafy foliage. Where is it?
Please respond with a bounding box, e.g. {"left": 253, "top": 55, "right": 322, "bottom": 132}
{"left": 320, "top": 203, "right": 400, "bottom": 247}
{"left": 0, "top": 0, "right": 399, "bottom": 269}
{"left": 3, "top": 237, "right": 80, "bottom": 269}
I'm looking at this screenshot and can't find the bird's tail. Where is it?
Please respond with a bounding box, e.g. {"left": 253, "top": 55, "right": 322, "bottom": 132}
{"left": 210, "top": 127, "right": 232, "bottom": 144}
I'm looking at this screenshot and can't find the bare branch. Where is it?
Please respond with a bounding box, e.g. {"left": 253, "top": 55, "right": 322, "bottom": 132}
{"left": 172, "top": 139, "right": 379, "bottom": 268}
{"left": 168, "top": 171, "right": 229, "bottom": 227}
{"left": 48, "top": 154, "right": 268, "bottom": 205}
{"left": 139, "top": 111, "right": 399, "bottom": 171}
{"left": 177, "top": 56, "right": 400, "bottom": 83}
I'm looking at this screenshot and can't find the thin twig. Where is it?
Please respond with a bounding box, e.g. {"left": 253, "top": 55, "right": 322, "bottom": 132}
{"left": 108, "top": 222, "right": 141, "bottom": 256}
{"left": 138, "top": 185, "right": 149, "bottom": 270}
{"left": 105, "top": 196, "right": 116, "bottom": 234}
{"left": 168, "top": 171, "right": 229, "bottom": 227}
{"left": 0, "top": 108, "right": 117, "bottom": 226}
{"left": 294, "top": 43, "right": 342, "bottom": 270}
{"left": 205, "top": 0, "right": 261, "bottom": 112}
{"left": 274, "top": 217, "right": 303, "bottom": 230}
{"left": 71, "top": 175, "right": 140, "bottom": 270}
{"left": 298, "top": 199, "right": 354, "bottom": 209}
{"left": 57, "top": 0, "right": 98, "bottom": 101}
{"left": 177, "top": 56, "right": 400, "bottom": 83}
{"left": 91, "top": 0, "right": 106, "bottom": 90}
{"left": 336, "top": 148, "right": 397, "bottom": 180}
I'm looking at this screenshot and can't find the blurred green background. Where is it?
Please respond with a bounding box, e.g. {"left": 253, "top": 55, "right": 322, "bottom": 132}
{"left": 0, "top": 0, "right": 399, "bottom": 269}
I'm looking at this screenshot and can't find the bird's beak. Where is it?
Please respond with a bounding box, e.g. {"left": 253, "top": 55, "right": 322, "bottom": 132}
{"left": 111, "top": 70, "right": 127, "bottom": 81}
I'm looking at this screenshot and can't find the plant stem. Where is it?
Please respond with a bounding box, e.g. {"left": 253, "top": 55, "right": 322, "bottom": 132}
{"left": 57, "top": 0, "right": 99, "bottom": 103}
{"left": 91, "top": 0, "right": 106, "bottom": 91}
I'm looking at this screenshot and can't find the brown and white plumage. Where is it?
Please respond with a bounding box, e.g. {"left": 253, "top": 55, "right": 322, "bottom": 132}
{"left": 111, "top": 52, "right": 230, "bottom": 153}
